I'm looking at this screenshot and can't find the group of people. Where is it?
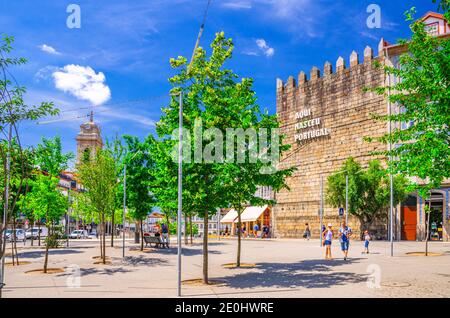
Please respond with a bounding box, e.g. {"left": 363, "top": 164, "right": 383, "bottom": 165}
{"left": 223, "top": 224, "right": 271, "bottom": 238}
{"left": 303, "top": 221, "right": 371, "bottom": 260}
{"left": 152, "top": 223, "right": 170, "bottom": 248}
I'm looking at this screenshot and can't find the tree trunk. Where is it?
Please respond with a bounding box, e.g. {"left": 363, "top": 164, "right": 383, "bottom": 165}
{"left": 43, "top": 220, "right": 50, "bottom": 273}
{"left": 425, "top": 196, "right": 431, "bottom": 256}
{"left": 38, "top": 222, "right": 41, "bottom": 246}
{"left": 99, "top": 219, "right": 103, "bottom": 260}
{"left": 102, "top": 216, "right": 106, "bottom": 264}
{"left": 43, "top": 240, "right": 49, "bottom": 273}
{"left": 30, "top": 220, "right": 34, "bottom": 247}
{"left": 202, "top": 210, "right": 209, "bottom": 284}
{"left": 237, "top": 210, "right": 242, "bottom": 268}
{"left": 189, "top": 215, "right": 193, "bottom": 245}
{"left": 111, "top": 212, "right": 115, "bottom": 247}
{"left": 184, "top": 214, "right": 188, "bottom": 245}
{"left": 140, "top": 220, "right": 144, "bottom": 251}
{"left": 11, "top": 218, "right": 16, "bottom": 266}
{"left": 134, "top": 221, "right": 140, "bottom": 244}
{"left": 13, "top": 217, "right": 19, "bottom": 265}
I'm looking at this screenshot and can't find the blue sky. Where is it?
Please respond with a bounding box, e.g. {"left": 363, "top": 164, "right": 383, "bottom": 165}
{"left": 0, "top": 0, "right": 438, "bottom": 165}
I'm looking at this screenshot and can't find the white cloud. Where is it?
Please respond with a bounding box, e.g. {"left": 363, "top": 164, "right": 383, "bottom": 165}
{"left": 52, "top": 65, "right": 111, "bottom": 106}
{"left": 222, "top": 1, "right": 252, "bottom": 10}
{"left": 39, "top": 44, "right": 61, "bottom": 55}
{"left": 256, "top": 39, "right": 275, "bottom": 57}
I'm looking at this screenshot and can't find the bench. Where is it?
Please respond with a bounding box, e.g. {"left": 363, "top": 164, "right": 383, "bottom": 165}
{"left": 144, "top": 236, "right": 168, "bottom": 248}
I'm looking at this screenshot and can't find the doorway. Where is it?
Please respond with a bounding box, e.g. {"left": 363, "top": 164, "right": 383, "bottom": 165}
{"left": 424, "top": 192, "right": 444, "bottom": 241}
{"left": 401, "top": 195, "right": 417, "bottom": 241}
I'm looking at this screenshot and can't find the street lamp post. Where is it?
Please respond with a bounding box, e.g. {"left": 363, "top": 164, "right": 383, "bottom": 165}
{"left": 345, "top": 174, "right": 349, "bottom": 225}
{"left": 122, "top": 164, "right": 127, "bottom": 259}
{"left": 66, "top": 187, "right": 70, "bottom": 248}
{"left": 319, "top": 175, "right": 324, "bottom": 247}
{"left": 176, "top": 91, "right": 183, "bottom": 297}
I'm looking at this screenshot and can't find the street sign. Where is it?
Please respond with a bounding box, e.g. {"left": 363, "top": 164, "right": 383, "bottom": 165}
{"left": 339, "top": 208, "right": 344, "bottom": 217}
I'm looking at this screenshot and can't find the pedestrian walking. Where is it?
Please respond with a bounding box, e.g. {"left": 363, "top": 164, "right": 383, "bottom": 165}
{"left": 161, "top": 223, "right": 170, "bottom": 248}
{"left": 322, "top": 223, "right": 334, "bottom": 260}
{"left": 253, "top": 223, "right": 259, "bottom": 238}
{"left": 363, "top": 230, "right": 371, "bottom": 254}
{"left": 303, "top": 223, "right": 311, "bottom": 240}
{"left": 339, "top": 221, "right": 352, "bottom": 261}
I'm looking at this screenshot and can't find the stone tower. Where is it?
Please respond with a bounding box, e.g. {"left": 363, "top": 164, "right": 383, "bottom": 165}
{"left": 76, "top": 111, "right": 103, "bottom": 165}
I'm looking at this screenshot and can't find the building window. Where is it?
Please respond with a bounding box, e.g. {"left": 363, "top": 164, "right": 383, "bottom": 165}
{"left": 425, "top": 22, "right": 439, "bottom": 36}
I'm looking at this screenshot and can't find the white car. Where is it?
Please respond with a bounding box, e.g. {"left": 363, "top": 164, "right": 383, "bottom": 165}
{"left": 69, "top": 230, "right": 88, "bottom": 239}
{"left": 25, "top": 227, "right": 48, "bottom": 240}
{"left": 88, "top": 231, "right": 98, "bottom": 239}
{"left": 5, "top": 229, "right": 26, "bottom": 242}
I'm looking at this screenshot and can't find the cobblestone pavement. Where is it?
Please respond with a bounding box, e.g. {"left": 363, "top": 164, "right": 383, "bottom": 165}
{"left": 3, "top": 238, "right": 450, "bottom": 298}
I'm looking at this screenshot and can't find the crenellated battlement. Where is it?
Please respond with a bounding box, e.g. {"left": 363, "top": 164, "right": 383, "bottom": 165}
{"left": 276, "top": 38, "right": 386, "bottom": 95}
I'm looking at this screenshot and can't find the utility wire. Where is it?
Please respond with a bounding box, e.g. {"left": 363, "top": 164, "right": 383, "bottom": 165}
{"left": 37, "top": 94, "right": 169, "bottom": 125}
{"left": 188, "top": 0, "right": 212, "bottom": 73}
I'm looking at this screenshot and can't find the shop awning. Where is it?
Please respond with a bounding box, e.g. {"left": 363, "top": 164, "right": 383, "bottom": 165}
{"left": 220, "top": 209, "right": 238, "bottom": 223}
{"left": 148, "top": 211, "right": 164, "bottom": 219}
{"left": 234, "top": 205, "right": 268, "bottom": 223}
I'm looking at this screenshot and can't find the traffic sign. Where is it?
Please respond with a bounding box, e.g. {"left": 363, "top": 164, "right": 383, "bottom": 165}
{"left": 339, "top": 207, "right": 344, "bottom": 217}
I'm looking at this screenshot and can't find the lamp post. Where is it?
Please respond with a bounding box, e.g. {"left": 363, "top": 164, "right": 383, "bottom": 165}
{"left": 170, "top": 91, "right": 183, "bottom": 297}
{"left": 122, "top": 164, "right": 127, "bottom": 259}
{"left": 319, "top": 175, "right": 323, "bottom": 247}
{"left": 66, "top": 187, "right": 70, "bottom": 248}
{"left": 177, "top": 91, "right": 183, "bottom": 297}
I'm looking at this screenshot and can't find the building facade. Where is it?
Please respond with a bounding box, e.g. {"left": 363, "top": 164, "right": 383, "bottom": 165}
{"left": 273, "top": 12, "right": 450, "bottom": 241}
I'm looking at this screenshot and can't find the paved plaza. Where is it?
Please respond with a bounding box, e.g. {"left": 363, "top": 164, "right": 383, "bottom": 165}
{"left": 3, "top": 238, "right": 450, "bottom": 298}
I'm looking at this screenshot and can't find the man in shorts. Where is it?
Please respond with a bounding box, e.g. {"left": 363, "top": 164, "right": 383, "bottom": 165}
{"left": 339, "top": 221, "right": 352, "bottom": 261}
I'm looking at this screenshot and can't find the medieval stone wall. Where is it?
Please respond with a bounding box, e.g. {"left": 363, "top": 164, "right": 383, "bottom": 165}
{"left": 274, "top": 44, "right": 388, "bottom": 238}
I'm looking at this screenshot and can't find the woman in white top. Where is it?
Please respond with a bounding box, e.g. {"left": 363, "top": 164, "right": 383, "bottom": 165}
{"left": 322, "top": 223, "right": 334, "bottom": 260}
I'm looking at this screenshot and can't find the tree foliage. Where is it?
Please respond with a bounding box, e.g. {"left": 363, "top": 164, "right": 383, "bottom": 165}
{"left": 366, "top": 8, "right": 450, "bottom": 199}
{"left": 326, "top": 158, "right": 409, "bottom": 233}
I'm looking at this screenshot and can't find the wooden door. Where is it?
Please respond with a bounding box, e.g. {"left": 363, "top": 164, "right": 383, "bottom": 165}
{"left": 401, "top": 206, "right": 417, "bottom": 241}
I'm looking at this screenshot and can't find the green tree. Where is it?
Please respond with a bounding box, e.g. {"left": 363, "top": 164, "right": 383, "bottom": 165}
{"left": 326, "top": 158, "right": 409, "bottom": 235}
{"left": 367, "top": 6, "right": 449, "bottom": 252}
{"left": 158, "top": 31, "right": 294, "bottom": 280}
{"left": 0, "top": 35, "right": 57, "bottom": 288}
{"left": 27, "top": 174, "right": 67, "bottom": 272}
{"left": 30, "top": 136, "right": 72, "bottom": 272}
{"left": 105, "top": 135, "right": 125, "bottom": 247}
{"left": 219, "top": 95, "right": 294, "bottom": 268}
{"left": 122, "top": 135, "right": 156, "bottom": 251}
{"left": 77, "top": 149, "right": 117, "bottom": 264}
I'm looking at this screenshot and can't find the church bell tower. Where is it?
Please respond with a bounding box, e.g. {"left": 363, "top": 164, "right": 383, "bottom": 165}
{"left": 76, "top": 111, "right": 103, "bottom": 165}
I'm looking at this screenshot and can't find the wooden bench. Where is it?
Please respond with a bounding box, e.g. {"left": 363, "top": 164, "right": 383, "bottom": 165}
{"left": 144, "top": 236, "right": 167, "bottom": 248}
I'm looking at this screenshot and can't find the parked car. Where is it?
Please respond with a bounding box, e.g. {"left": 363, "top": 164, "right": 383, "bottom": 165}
{"left": 5, "top": 229, "right": 26, "bottom": 242}
{"left": 69, "top": 230, "right": 88, "bottom": 239}
{"left": 25, "top": 227, "right": 48, "bottom": 240}
{"left": 88, "top": 230, "right": 98, "bottom": 239}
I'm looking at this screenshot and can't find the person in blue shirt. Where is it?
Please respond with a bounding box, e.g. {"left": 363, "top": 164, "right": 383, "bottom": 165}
{"left": 339, "top": 221, "right": 352, "bottom": 261}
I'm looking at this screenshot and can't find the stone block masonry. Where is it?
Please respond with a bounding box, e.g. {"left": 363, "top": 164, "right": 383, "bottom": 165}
{"left": 274, "top": 43, "right": 388, "bottom": 239}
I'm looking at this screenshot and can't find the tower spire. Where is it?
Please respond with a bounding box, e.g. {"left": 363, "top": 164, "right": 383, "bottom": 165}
{"left": 90, "top": 110, "right": 94, "bottom": 123}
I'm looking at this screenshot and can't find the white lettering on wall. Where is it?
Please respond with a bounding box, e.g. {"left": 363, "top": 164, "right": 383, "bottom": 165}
{"left": 293, "top": 108, "right": 331, "bottom": 142}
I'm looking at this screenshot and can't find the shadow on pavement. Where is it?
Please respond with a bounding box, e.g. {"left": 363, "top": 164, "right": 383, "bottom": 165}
{"left": 56, "top": 266, "right": 132, "bottom": 277}
{"left": 215, "top": 258, "right": 367, "bottom": 290}
{"left": 150, "top": 247, "right": 222, "bottom": 256}
{"left": 16, "top": 249, "right": 84, "bottom": 259}
{"left": 121, "top": 255, "right": 170, "bottom": 267}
